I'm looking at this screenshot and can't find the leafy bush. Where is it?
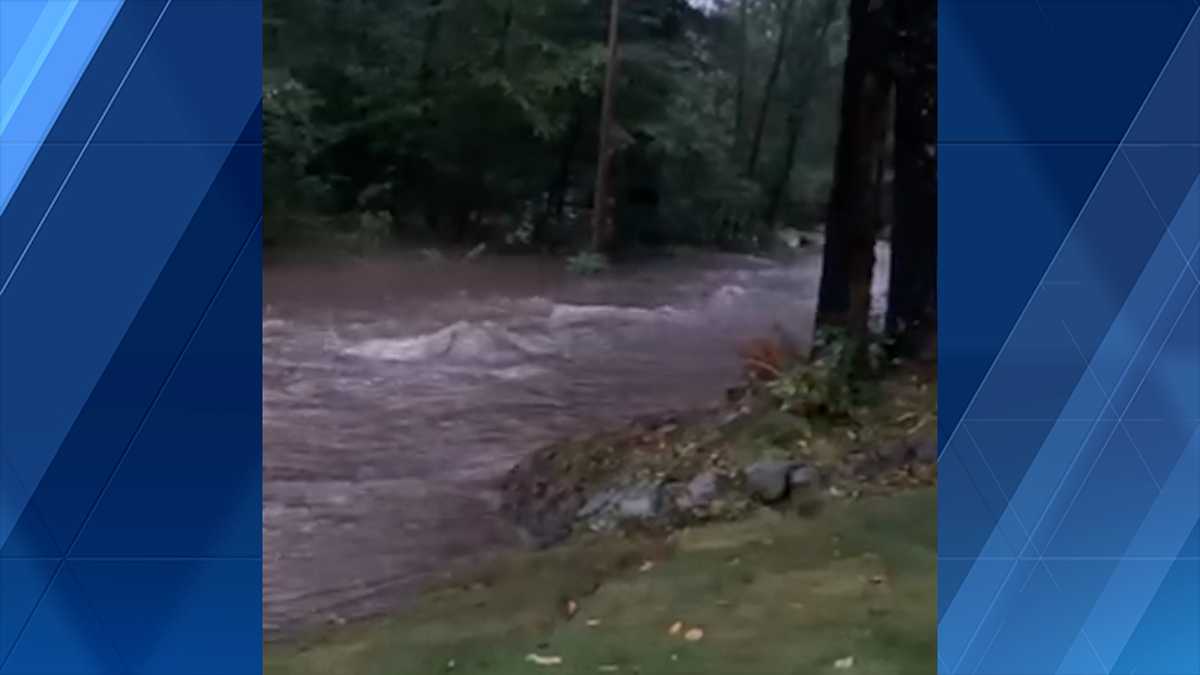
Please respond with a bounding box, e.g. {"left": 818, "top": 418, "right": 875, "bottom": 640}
{"left": 566, "top": 251, "right": 611, "bottom": 276}
{"left": 753, "top": 328, "right": 890, "bottom": 420}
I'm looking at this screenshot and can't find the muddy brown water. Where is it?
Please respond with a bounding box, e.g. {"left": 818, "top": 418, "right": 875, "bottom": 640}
{"left": 263, "top": 244, "right": 889, "bottom": 638}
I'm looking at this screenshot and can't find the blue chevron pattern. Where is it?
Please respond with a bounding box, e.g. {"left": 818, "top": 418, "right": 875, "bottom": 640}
{"left": 0, "top": 0, "right": 261, "bottom": 672}
{"left": 940, "top": 1, "right": 1200, "bottom": 673}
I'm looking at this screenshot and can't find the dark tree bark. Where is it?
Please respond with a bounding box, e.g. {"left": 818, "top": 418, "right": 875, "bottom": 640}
{"left": 764, "top": 107, "right": 805, "bottom": 227}
{"left": 763, "top": 0, "right": 838, "bottom": 227}
{"left": 886, "top": 0, "right": 937, "bottom": 361}
{"left": 734, "top": 0, "right": 749, "bottom": 146}
{"left": 816, "top": 0, "right": 894, "bottom": 358}
{"left": 495, "top": 2, "right": 515, "bottom": 69}
{"left": 539, "top": 103, "right": 586, "bottom": 248}
{"left": 417, "top": 0, "right": 444, "bottom": 91}
{"left": 746, "top": 0, "right": 798, "bottom": 178}
{"left": 591, "top": 0, "right": 622, "bottom": 254}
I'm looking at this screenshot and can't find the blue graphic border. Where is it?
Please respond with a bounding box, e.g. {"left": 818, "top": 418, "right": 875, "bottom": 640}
{"left": 0, "top": 0, "right": 262, "bottom": 673}
{"left": 940, "top": 1, "right": 1200, "bottom": 673}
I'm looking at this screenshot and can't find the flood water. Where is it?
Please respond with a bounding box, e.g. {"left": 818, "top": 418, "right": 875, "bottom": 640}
{"left": 263, "top": 243, "right": 889, "bottom": 638}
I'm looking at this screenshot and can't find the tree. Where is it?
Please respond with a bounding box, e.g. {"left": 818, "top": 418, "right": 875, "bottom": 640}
{"left": 264, "top": 0, "right": 847, "bottom": 253}
{"left": 734, "top": 0, "right": 750, "bottom": 145}
{"left": 763, "top": 0, "right": 840, "bottom": 227}
{"left": 591, "top": 0, "right": 623, "bottom": 253}
{"left": 745, "top": 0, "right": 798, "bottom": 178}
{"left": 885, "top": 0, "right": 936, "bottom": 360}
{"left": 815, "top": 0, "right": 893, "bottom": 362}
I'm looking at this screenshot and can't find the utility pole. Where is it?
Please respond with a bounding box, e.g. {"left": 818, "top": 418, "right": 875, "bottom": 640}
{"left": 590, "top": 0, "right": 621, "bottom": 253}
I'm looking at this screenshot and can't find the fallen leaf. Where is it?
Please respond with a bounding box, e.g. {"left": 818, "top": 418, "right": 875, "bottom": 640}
{"left": 526, "top": 653, "right": 564, "bottom": 666}
{"left": 684, "top": 628, "right": 704, "bottom": 642}
{"left": 834, "top": 656, "right": 855, "bottom": 669}
{"left": 668, "top": 621, "right": 683, "bottom": 636}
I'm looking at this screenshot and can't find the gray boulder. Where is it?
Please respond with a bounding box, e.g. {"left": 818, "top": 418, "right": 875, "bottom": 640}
{"left": 788, "top": 464, "right": 819, "bottom": 489}
{"left": 687, "top": 471, "right": 721, "bottom": 505}
{"left": 577, "top": 489, "right": 618, "bottom": 520}
{"left": 578, "top": 482, "right": 666, "bottom": 527}
{"left": 745, "top": 460, "right": 797, "bottom": 503}
{"left": 617, "top": 482, "right": 664, "bottom": 519}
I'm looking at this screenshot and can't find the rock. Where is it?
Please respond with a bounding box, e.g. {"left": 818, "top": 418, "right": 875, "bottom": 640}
{"left": 576, "top": 482, "right": 666, "bottom": 531}
{"left": 788, "top": 464, "right": 824, "bottom": 516}
{"left": 745, "top": 460, "right": 797, "bottom": 503}
{"left": 617, "top": 483, "right": 663, "bottom": 519}
{"left": 788, "top": 465, "right": 818, "bottom": 489}
{"left": 687, "top": 471, "right": 721, "bottom": 505}
{"left": 577, "top": 489, "right": 617, "bottom": 520}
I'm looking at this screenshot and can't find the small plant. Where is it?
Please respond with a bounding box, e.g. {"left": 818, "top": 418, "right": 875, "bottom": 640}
{"left": 751, "top": 328, "right": 891, "bottom": 421}
{"left": 504, "top": 205, "right": 537, "bottom": 247}
{"left": 738, "top": 336, "right": 795, "bottom": 382}
{"left": 566, "top": 251, "right": 610, "bottom": 276}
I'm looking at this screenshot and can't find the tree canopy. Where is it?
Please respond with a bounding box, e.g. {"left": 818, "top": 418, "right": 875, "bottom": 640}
{"left": 264, "top": 0, "right": 850, "bottom": 252}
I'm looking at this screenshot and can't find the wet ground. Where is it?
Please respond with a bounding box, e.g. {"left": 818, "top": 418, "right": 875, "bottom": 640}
{"left": 263, "top": 244, "right": 889, "bottom": 638}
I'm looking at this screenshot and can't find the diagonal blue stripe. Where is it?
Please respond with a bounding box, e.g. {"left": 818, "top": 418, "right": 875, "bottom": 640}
{"left": 1, "top": 110, "right": 261, "bottom": 559}
{"left": 0, "top": 0, "right": 168, "bottom": 280}
{"left": 0, "top": 0, "right": 261, "bottom": 556}
{"left": 69, "top": 220, "right": 263, "bottom": 670}
{"left": 0, "top": 0, "right": 79, "bottom": 134}
{"left": 0, "top": 0, "right": 170, "bottom": 299}
{"left": 0, "top": 220, "right": 261, "bottom": 674}
{"left": 0, "top": 0, "right": 122, "bottom": 213}
{"left": 1060, "top": 428, "right": 1200, "bottom": 671}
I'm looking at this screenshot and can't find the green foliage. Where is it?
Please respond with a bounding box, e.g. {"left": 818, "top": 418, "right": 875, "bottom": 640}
{"left": 764, "top": 327, "right": 889, "bottom": 419}
{"left": 264, "top": 0, "right": 849, "bottom": 251}
{"left": 566, "top": 251, "right": 611, "bottom": 276}
{"left": 263, "top": 72, "right": 334, "bottom": 243}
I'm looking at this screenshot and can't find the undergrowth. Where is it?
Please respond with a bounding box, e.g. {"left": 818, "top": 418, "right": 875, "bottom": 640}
{"left": 741, "top": 328, "right": 893, "bottom": 422}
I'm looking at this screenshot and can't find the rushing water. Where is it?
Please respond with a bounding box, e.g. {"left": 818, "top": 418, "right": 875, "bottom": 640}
{"left": 263, "top": 244, "right": 889, "bottom": 637}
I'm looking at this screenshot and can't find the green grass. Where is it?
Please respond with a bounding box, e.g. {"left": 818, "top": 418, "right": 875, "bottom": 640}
{"left": 265, "top": 489, "right": 935, "bottom": 675}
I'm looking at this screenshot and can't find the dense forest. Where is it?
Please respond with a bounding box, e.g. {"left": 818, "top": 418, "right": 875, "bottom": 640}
{"left": 264, "top": 0, "right": 936, "bottom": 358}
{"left": 264, "top": 0, "right": 850, "bottom": 249}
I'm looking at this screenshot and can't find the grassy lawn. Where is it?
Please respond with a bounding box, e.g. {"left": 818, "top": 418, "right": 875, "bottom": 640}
{"left": 265, "top": 489, "right": 935, "bottom": 675}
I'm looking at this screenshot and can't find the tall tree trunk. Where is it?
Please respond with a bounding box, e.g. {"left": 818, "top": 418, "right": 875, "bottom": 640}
{"left": 764, "top": 107, "right": 804, "bottom": 227}
{"left": 495, "top": 2, "right": 515, "bottom": 69}
{"left": 591, "top": 0, "right": 622, "bottom": 254}
{"left": 418, "top": 0, "right": 444, "bottom": 91}
{"left": 886, "top": 0, "right": 937, "bottom": 361}
{"left": 413, "top": 0, "right": 445, "bottom": 235}
{"left": 816, "top": 0, "right": 893, "bottom": 362}
{"left": 746, "top": 0, "right": 798, "bottom": 178}
{"left": 734, "top": 0, "right": 749, "bottom": 147}
{"left": 541, "top": 103, "right": 585, "bottom": 247}
{"left": 763, "top": 1, "right": 837, "bottom": 227}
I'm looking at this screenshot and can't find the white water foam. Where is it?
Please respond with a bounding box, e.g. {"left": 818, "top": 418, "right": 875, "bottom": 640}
{"left": 342, "top": 321, "right": 558, "bottom": 364}
{"left": 547, "top": 302, "right": 686, "bottom": 327}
